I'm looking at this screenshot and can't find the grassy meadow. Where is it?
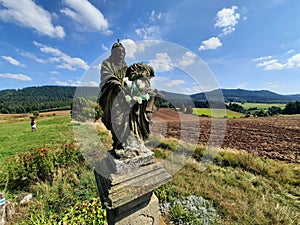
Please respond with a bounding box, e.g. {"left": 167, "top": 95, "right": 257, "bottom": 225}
{"left": 0, "top": 111, "right": 299, "bottom": 224}
{"left": 193, "top": 108, "right": 245, "bottom": 118}
{"left": 238, "top": 102, "right": 286, "bottom": 110}
{"left": 0, "top": 111, "right": 73, "bottom": 160}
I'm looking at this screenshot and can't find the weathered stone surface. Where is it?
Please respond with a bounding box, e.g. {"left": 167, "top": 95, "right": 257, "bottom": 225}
{"left": 107, "top": 193, "right": 159, "bottom": 225}
{"left": 94, "top": 159, "right": 171, "bottom": 209}
{"left": 94, "top": 156, "right": 171, "bottom": 225}
{"left": 107, "top": 147, "right": 156, "bottom": 174}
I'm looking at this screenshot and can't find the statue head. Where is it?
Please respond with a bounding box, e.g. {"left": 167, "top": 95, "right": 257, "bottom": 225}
{"left": 110, "top": 39, "right": 126, "bottom": 63}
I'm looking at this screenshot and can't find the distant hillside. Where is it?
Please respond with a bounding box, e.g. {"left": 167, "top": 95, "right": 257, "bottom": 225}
{"left": 191, "top": 89, "right": 300, "bottom": 103}
{"left": 0, "top": 86, "right": 76, "bottom": 113}
{"left": 0, "top": 85, "right": 102, "bottom": 114}
{"left": 1, "top": 86, "right": 300, "bottom": 114}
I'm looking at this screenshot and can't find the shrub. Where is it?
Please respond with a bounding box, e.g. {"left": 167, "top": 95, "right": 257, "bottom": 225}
{"left": 59, "top": 198, "right": 107, "bottom": 224}
{"left": 0, "top": 142, "right": 84, "bottom": 191}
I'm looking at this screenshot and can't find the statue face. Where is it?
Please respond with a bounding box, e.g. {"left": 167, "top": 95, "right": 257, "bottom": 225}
{"left": 111, "top": 47, "right": 125, "bottom": 63}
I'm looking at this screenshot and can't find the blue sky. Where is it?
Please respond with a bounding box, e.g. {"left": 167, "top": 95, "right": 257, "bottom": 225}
{"left": 0, "top": 0, "right": 300, "bottom": 94}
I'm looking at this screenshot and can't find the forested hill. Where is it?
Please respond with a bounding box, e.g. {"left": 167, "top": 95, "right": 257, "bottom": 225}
{"left": 0, "top": 86, "right": 77, "bottom": 113}
{"left": 1, "top": 86, "right": 300, "bottom": 114}
{"left": 191, "top": 89, "right": 300, "bottom": 103}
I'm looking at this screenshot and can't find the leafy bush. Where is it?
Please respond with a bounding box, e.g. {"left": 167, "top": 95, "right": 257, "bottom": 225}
{"left": 59, "top": 198, "right": 106, "bottom": 224}
{"left": 0, "top": 142, "right": 84, "bottom": 191}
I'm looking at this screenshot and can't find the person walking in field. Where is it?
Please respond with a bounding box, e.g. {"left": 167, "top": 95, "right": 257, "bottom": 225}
{"left": 31, "top": 117, "right": 37, "bottom": 132}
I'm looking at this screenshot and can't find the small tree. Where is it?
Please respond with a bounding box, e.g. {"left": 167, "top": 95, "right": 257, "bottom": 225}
{"left": 71, "top": 97, "right": 102, "bottom": 122}
{"left": 186, "top": 106, "right": 193, "bottom": 114}
{"left": 32, "top": 111, "right": 39, "bottom": 117}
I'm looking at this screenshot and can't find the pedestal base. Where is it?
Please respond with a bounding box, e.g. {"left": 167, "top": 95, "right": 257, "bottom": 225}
{"left": 107, "top": 192, "right": 159, "bottom": 225}
{"left": 94, "top": 156, "right": 171, "bottom": 225}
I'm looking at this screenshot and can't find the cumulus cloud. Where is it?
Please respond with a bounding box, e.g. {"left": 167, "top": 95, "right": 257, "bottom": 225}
{"left": 0, "top": 0, "right": 65, "bottom": 38}
{"left": 178, "top": 51, "right": 197, "bottom": 67}
{"left": 256, "top": 53, "right": 300, "bottom": 70}
{"left": 121, "top": 39, "right": 146, "bottom": 59}
{"left": 256, "top": 59, "right": 285, "bottom": 70}
{"left": 0, "top": 73, "right": 31, "bottom": 81}
{"left": 33, "top": 41, "right": 89, "bottom": 71}
{"left": 199, "top": 37, "right": 222, "bottom": 51}
{"left": 149, "top": 52, "right": 173, "bottom": 72}
{"left": 121, "top": 39, "right": 158, "bottom": 59}
{"left": 61, "top": 0, "right": 110, "bottom": 33}
{"left": 1, "top": 56, "right": 25, "bottom": 67}
{"left": 215, "top": 5, "right": 240, "bottom": 36}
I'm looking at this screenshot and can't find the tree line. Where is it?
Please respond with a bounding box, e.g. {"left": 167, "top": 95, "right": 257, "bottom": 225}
{"left": 0, "top": 86, "right": 76, "bottom": 113}
{"left": 1, "top": 85, "right": 300, "bottom": 116}
{"left": 226, "top": 101, "right": 300, "bottom": 117}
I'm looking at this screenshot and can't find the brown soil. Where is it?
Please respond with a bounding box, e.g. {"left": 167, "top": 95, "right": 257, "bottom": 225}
{"left": 0, "top": 110, "right": 70, "bottom": 117}
{"left": 152, "top": 108, "right": 300, "bottom": 163}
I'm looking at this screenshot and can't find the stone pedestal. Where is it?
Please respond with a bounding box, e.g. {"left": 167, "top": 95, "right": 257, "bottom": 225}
{"left": 94, "top": 151, "right": 171, "bottom": 225}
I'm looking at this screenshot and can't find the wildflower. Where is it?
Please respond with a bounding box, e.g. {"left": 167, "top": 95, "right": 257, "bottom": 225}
{"left": 123, "top": 77, "right": 132, "bottom": 88}
{"left": 125, "top": 95, "right": 132, "bottom": 102}
{"left": 123, "top": 77, "right": 129, "bottom": 83}
{"left": 126, "top": 80, "right": 132, "bottom": 88}
{"left": 144, "top": 93, "right": 150, "bottom": 101}
{"left": 133, "top": 96, "right": 143, "bottom": 104}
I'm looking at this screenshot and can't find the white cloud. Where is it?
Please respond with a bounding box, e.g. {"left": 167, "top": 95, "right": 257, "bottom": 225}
{"left": 135, "top": 10, "right": 167, "bottom": 40}
{"left": 257, "top": 59, "right": 285, "bottom": 70}
{"left": 121, "top": 39, "right": 158, "bottom": 59}
{"left": 252, "top": 56, "right": 273, "bottom": 62}
{"left": 286, "top": 53, "right": 300, "bottom": 68}
{"left": 149, "top": 10, "right": 163, "bottom": 22}
{"left": 61, "top": 0, "right": 110, "bottom": 33}
{"left": 215, "top": 5, "right": 240, "bottom": 36}
{"left": 165, "top": 79, "right": 185, "bottom": 87}
{"left": 101, "top": 44, "right": 108, "bottom": 51}
{"left": 0, "top": 73, "right": 31, "bottom": 81}
{"left": 1, "top": 56, "right": 25, "bottom": 67}
{"left": 53, "top": 79, "right": 98, "bottom": 87}
{"left": 135, "top": 26, "right": 160, "bottom": 40}
{"left": 178, "top": 51, "right": 196, "bottom": 67}
{"left": 183, "top": 85, "right": 204, "bottom": 94}
{"left": 199, "top": 37, "right": 222, "bottom": 51}
{"left": 20, "top": 52, "right": 46, "bottom": 64}
{"left": 285, "top": 49, "right": 295, "bottom": 55}
{"left": 256, "top": 53, "right": 300, "bottom": 70}
{"left": 149, "top": 52, "right": 173, "bottom": 72}
{"left": 33, "top": 41, "right": 89, "bottom": 71}
{"left": 0, "top": 0, "right": 65, "bottom": 38}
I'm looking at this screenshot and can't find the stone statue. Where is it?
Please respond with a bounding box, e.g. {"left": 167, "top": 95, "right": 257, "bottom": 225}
{"left": 99, "top": 40, "right": 162, "bottom": 159}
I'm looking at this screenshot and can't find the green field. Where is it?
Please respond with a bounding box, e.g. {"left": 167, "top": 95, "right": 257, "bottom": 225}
{"left": 193, "top": 108, "right": 245, "bottom": 118}
{"left": 236, "top": 102, "right": 286, "bottom": 110}
{"left": 0, "top": 112, "right": 299, "bottom": 224}
{"left": 0, "top": 112, "right": 74, "bottom": 160}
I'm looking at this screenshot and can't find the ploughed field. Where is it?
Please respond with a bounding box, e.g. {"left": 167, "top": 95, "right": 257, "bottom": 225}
{"left": 151, "top": 108, "right": 300, "bottom": 163}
